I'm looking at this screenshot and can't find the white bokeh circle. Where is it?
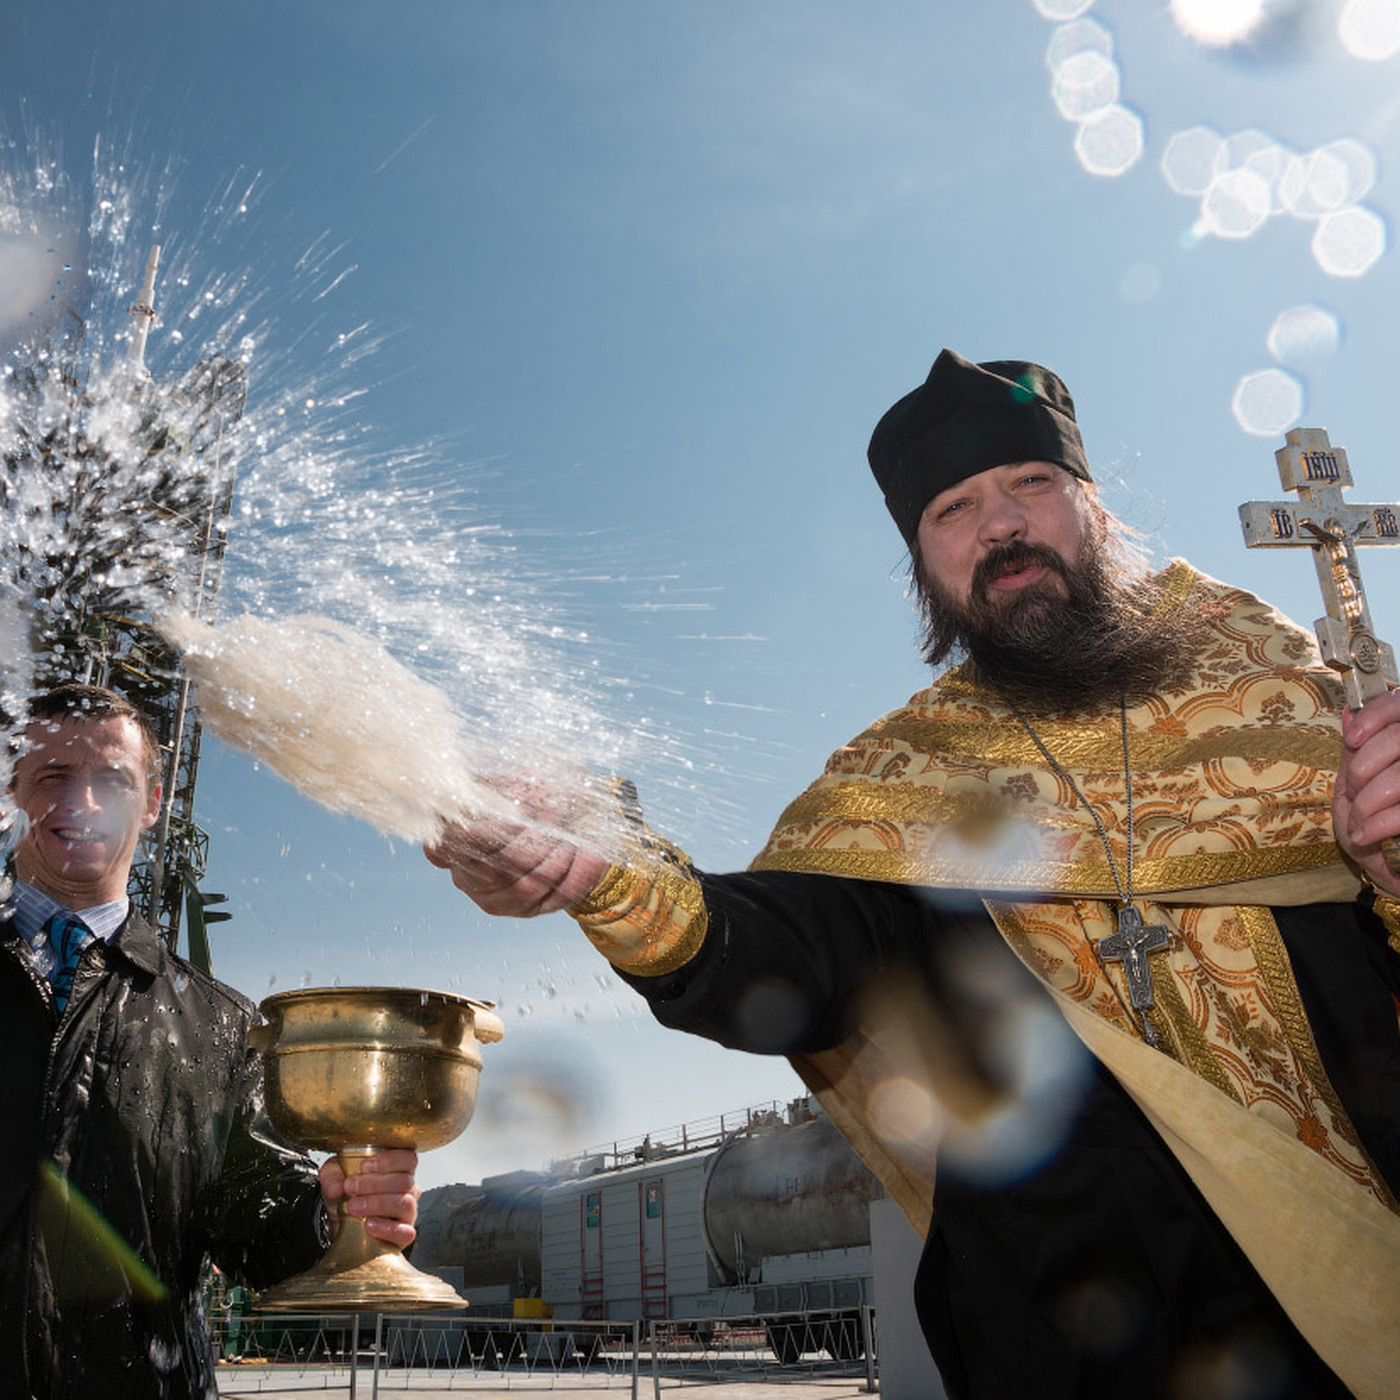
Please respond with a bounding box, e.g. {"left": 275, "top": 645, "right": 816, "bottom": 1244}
{"left": 1161, "top": 125, "right": 1226, "bottom": 196}
{"left": 1171, "top": 0, "right": 1270, "bottom": 46}
{"left": 1312, "top": 205, "right": 1387, "bottom": 275}
{"left": 1338, "top": 0, "right": 1400, "bottom": 59}
{"left": 1053, "top": 50, "right": 1121, "bottom": 121}
{"left": 1266, "top": 305, "right": 1341, "bottom": 365}
{"left": 1232, "top": 369, "right": 1303, "bottom": 437}
{"left": 1074, "top": 104, "right": 1144, "bottom": 177}
{"left": 1046, "top": 17, "right": 1114, "bottom": 75}
{"left": 1199, "top": 167, "right": 1272, "bottom": 238}
{"left": 1033, "top": 0, "right": 1097, "bottom": 20}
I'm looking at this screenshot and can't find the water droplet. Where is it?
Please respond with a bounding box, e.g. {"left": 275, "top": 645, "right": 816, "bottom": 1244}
{"left": 1162, "top": 125, "right": 1226, "bottom": 197}
{"left": 1052, "top": 50, "right": 1120, "bottom": 122}
{"left": 1045, "top": 17, "right": 1114, "bottom": 76}
{"left": 1171, "top": 0, "right": 1270, "bottom": 47}
{"left": 1199, "top": 167, "right": 1272, "bottom": 239}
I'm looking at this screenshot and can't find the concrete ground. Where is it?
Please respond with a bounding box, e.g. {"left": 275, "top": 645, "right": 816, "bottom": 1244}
{"left": 215, "top": 1365, "right": 875, "bottom": 1398}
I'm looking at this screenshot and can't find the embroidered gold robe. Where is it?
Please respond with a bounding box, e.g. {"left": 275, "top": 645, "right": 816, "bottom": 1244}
{"left": 574, "top": 563, "right": 1400, "bottom": 1396}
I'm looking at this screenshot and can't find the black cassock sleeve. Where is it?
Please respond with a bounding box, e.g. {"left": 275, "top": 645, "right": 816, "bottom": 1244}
{"left": 616, "top": 870, "right": 1394, "bottom": 1400}
{"left": 617, "top": 867, "right": 992, "bottom": 1056}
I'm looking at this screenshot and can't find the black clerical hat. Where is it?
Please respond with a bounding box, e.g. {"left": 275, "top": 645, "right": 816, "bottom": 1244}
{"left": 868, "top": 349, "right": 1091, "bottom": 549}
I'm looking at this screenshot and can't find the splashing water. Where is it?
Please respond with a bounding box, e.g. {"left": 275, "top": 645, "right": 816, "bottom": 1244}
{"left": 0, "top": 141, "right": 635, "bottom": 863}
{"left": 161, "top": 609, "right": 622, "bottom": 852}
{"left": 162, "top": 610, "right": 500, "bottom": 843}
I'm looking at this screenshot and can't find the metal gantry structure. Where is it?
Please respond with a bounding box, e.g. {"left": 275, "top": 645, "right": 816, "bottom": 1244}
{"left": 5, "top": 245, "right": 243, "bottom": 970}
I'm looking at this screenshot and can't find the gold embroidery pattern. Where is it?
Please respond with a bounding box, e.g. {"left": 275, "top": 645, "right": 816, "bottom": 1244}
{"left": 858, "top": 718, "right": 1339, "bottom": 773}
{"left": 752, "top": 565, "right": 1393, "bottom": 1206}
{"left": 572, "top": 845, "right": 709, "bottom": 977}
{"left": 754, "top": 823, "right": 1343, "bottom": 895}
{"left": 983, "top": 895, "right": 1390, "bottom": 1205}
{"left": 1142, "top": 948, "right": 1240, "bottom": 1104}
{"left": 570, "top": 794, "right": 710, "bottom": 976}
{"left": 755, "top": 566, "right": 1343, "bottom": 901}
{"left": 989, "top": 899, "right": 1137, "bottom": 1038}
{"left": 1369, "top": 890, "right": 1400, "bottom": 956}
{"left": 1235, "top": 905, "right": 1395, "bottom": 1206}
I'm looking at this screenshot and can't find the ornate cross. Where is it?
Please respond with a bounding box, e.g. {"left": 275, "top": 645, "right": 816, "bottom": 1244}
{"left": 1240, "top": 426, "right": 1400, "bottom": 873}
{"left": 1098, "top": 905, "right": 1170, "bottom": 1014}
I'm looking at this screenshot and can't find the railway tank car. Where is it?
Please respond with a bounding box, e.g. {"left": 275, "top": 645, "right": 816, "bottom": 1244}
{"left": 413, "top": 1098, "right": 884, "bottom": 1360}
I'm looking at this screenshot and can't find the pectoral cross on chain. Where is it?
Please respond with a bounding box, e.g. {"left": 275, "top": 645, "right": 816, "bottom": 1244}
{"left": 1098, "top": 905, "right": 1170, "bottom": 1015}
{"left": 1239, "top": 427, "right": 1400, "bottom": 873}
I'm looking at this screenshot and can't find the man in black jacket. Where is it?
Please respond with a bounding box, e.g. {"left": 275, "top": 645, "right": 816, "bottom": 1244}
{"left": 1, "top": 684, "right": 420, "bottom": 1400}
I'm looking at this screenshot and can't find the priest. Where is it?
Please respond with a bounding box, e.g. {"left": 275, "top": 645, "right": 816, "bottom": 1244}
{"left": 427, "top": 350, "right": 1400, "bottom": 1399}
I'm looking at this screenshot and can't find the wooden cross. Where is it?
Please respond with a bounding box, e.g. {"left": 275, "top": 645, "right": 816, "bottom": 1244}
{"left": 1240, "top": 426, "right": 1400, "bottom": 873}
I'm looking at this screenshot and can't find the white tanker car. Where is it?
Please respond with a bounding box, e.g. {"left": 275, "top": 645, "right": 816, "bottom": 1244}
{"left": 412, "top": 1099, "right": 885, "bottom": 1362}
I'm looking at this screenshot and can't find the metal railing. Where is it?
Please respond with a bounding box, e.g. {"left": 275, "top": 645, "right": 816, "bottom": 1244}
{"left": 215, "top": 1314, "right": 639, "bottom": 1393}
{"left": 211, "top": 1305, "right": 877, "bottom": 1394}
{"left": 644, "top": 1308, "right": 877, "bottom": 1393}
{"left": 557, "top": 1100, "right": 806, "bottom": 1174}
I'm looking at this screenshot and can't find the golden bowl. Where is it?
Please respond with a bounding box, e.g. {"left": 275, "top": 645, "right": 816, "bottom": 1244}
{"left": 255, "top": 985, "right": 501, "bottom": 1152}
{"left": 250, "top": 985, "right": 504, "bottom": 1312}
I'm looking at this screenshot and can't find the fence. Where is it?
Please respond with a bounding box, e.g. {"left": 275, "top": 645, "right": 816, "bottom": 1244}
{"left": 212, "top": 1305, "right": 878, "bottom": 1394}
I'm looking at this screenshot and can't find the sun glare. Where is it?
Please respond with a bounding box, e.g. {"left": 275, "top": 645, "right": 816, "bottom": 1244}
{"left": 1170, "top": 0, "right": 1269, "bottom": 45}
{"left": 1339, "top": 0, "right": 1400, "bottom": 59}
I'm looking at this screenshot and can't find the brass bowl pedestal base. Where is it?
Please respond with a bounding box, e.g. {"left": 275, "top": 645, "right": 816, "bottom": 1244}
{"left": 256, "top": 1147, "right": 467, "bottom": 1312}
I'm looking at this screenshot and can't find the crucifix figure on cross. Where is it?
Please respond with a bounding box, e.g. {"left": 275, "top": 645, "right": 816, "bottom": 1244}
{"left": 1240, "top": 426, "right": 1400, "bottom": 874}
{"left": 1097, "top": 904, "right": 1169, "bottom": 1046}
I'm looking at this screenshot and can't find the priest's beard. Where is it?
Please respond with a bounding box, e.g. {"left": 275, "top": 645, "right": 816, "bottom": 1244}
{"left": 914, "top": 535, "right": 1201, "bottom": 713}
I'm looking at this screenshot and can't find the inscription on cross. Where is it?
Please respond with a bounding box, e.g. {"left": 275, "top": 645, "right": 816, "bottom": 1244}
{"left": 1239, "top": 427, "right": 1399, "bottom": 709}
{"left": 1240, "top": 425, "right": 1400, "bottom": 874}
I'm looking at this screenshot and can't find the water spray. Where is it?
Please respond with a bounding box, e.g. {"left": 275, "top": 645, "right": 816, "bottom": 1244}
{"left": 126, "top": 244, "right": 160, "bottom": 375}
{"left": 2, "top": 155, "right": 646, "bottom": 967}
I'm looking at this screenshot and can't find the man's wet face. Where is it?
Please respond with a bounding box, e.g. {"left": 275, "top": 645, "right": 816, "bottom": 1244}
{"left": 11, "top": 715, "right": 161, "bottom": 907}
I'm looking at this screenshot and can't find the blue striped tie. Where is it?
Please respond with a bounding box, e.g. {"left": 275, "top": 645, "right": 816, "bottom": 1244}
{"left": 44, "top": 914, "right": 95, "bottom": 1013}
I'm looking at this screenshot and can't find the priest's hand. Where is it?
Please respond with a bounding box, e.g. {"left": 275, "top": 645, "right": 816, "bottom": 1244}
{"left": 424, "top": 779, "right": 611, "bottom": 917}
{"left": 1336, "top": 689, "right": 1400, "bottom": 895}
{"left": 320, "top": 1149, "right": 420, "bottom": 1248}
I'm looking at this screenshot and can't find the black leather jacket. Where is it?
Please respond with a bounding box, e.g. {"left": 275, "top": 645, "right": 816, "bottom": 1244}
{"left": 0, "top": 911, "right": 325, "bottom": 1399}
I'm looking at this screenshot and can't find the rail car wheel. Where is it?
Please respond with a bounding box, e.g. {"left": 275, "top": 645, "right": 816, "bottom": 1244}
{"left": 765, "top": 1321, "right": 807, "bottom": 1365}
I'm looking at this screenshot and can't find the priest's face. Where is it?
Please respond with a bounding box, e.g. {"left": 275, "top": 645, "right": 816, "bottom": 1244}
{"left": 12, "top": 715, "right": 162, "bottom": 908}
{"left": 914, "top": 461, "right": 1094, "bottom": 613}
{"left": 911, "top": 463, "right": 1199, "bottom": 709}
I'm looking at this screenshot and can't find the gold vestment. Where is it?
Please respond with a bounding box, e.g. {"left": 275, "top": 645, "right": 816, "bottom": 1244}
{"left": 573, "top": 564, "right": 1400, "bottom": 1396}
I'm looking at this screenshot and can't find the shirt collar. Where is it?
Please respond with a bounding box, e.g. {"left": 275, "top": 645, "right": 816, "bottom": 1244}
{"left": 7, "top": 880, "right": 130, "bottom": 945}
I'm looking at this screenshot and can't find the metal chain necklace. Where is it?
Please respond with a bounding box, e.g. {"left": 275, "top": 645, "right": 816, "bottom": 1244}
{"left": 1001, "top": 689, "right": 1168, "bottom": 1047}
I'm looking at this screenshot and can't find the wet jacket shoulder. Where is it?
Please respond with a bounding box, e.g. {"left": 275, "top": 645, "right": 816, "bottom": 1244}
{"left": 0, "top": 911, "right": 325, "bottom": 1400}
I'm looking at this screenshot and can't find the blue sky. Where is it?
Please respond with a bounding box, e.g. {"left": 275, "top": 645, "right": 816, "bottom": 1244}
{"left": 4, "top": 0, "right": 1400, "bottom": 1186}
